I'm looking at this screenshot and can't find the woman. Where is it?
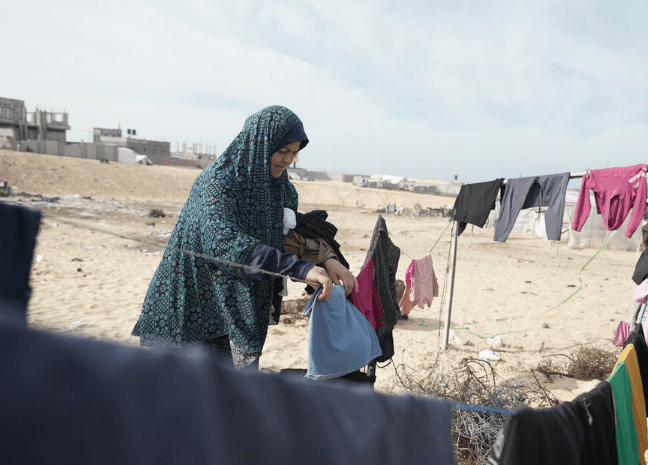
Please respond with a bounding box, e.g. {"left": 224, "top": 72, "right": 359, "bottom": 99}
{"left": 132, "top": 105, "right": 339, "bottom": 370}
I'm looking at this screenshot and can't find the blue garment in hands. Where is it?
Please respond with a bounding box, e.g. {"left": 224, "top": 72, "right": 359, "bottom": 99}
{"left": 304, "top": 285, "right": 382, "bottom": 380}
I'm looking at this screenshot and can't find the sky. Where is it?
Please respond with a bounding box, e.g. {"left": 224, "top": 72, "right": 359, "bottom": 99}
{"left": 1, "top": 0, "right": 646, "bottom": 183}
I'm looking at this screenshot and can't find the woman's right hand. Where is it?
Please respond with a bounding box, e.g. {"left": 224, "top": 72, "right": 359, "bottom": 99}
{"left": 305, "top": 266, "right": 333, "bottom": 300}
{"left": 323, "top": 258, "right": 358, "bottom": 296}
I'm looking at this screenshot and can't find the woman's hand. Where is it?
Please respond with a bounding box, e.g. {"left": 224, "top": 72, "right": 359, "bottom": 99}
{"left": 323, "top": 258, "right": 359, "bottom": 296}
{"left": 305, "top": 266, "right": 333, "bottom": 300}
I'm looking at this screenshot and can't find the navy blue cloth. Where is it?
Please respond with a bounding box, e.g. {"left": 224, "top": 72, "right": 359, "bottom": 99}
{"left": 0, "top": 201, "right": 41, "bottom": 322}
{"left": 303, "top": 285, "right": 382, "bottom": 380}
{"left": 243, "top": 242, "right": 314, "bottom": 280}
{"left": 275, "top": 120, "right": 309, "bottom": 152}
{"left": 0, "top": 317, "right": 454, "bottom": 465}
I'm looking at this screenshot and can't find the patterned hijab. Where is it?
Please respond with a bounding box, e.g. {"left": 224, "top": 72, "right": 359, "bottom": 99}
{"left": 209, "top": 105, "right": 306, "bottom": 253}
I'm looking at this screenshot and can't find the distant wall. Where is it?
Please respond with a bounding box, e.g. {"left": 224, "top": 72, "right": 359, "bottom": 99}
{"left": 126, "top": 139, "right": 170, "bottom": 164}
{"left": 18, "top": 140, "right": 118, "bottom": 161}
{"left": 66, "top": 143, "right": 118, "bottom": 161}
{"left": 19, "top": 139, "right": 65, "bottom": 156}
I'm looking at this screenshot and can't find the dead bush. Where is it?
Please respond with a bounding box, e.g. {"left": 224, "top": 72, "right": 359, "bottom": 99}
{"left": 395, "top": 355, "right": 558, "bottom": 465}
{"left": 533, "top": 343, "right": 621, "bottom": 382}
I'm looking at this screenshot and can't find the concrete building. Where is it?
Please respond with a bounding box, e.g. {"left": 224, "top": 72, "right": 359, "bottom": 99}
{"left": 93, "top": 127, "right": 170, "bottom": 164}
{"left": 0, "top": 97, "right": 70, "bottom": 149}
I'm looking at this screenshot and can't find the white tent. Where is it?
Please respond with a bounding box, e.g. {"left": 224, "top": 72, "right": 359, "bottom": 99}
{"left": 118, "top": 148, "right": 153, "bottom": 165}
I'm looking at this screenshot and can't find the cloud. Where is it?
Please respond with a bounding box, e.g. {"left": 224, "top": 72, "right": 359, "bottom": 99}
{"left": 1, "top": 0, "right": 646, "bottom": 182}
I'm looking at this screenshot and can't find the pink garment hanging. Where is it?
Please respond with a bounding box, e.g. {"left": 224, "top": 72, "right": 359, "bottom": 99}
{"left": 410, "top": 254, "right": 439, "bottom": 308}
{"left": 613, "top": 321, "right": 631, "bottom": 346}
{"left": 634, "top": 280, "right": 648, "bottom": 303}
{"left": 399, "top": 260, "right": 417, "bottom": 315}
{"left": 572, "top": 164, "right": 648, "bottom": 238}
{"left": 350, "top": 257, "right": 384, "bottom": 330}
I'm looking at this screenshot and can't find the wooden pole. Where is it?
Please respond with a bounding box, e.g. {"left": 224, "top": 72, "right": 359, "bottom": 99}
{"left": 442, "top": 221, "right": 459, "bottom": 349}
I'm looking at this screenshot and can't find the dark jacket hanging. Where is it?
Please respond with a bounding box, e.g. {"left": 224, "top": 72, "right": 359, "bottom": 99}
{"left": 452, "top": 179, "right": 504, "bottom": 236}
{"left": 363, "top": 215, "right": 401, "bottom": 361}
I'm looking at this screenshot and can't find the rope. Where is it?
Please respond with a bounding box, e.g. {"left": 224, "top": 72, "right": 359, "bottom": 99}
{"left": 429, "top": 219, "right": 452, "bottom": 253}
{"left": 543, "top": 230, "right": 616, "bottom": 313}
{"left": 416, "top": 322, "right": 528, "bottom": 340}
{"left": 37, "top": 211, "right": 318, "bottom": 286}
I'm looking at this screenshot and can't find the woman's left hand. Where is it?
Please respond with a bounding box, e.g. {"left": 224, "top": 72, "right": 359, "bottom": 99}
{"left": 323, "top": 258, "right": 359, "bottom": 296}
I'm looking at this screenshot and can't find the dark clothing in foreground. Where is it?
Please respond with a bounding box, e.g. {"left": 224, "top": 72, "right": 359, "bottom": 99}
{"left": 0, "top": 314, "right": 454, "bottom": 465}
{"left": 0, "top": 201, "right": 41, "bottom": 322}
{"left": 489, "top": 381, "right": 617, "bottom": 465}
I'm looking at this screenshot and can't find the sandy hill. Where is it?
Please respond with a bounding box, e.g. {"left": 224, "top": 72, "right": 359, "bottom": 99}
{"left": 0, "top": 149, "right": 454, "bottom": 210}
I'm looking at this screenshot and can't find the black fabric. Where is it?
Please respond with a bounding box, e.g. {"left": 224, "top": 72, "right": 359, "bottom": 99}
{"left": 293, "top": 210, "right": 349, "bottom": 269}
{"left": 363, "top": 215, "right": 400, "bottom": 361}
{"left": 271, "top": 277, "right": 284, "bottom": 324}
{"left": 279, "top": 368, "right": 376, "bottom": 388}
{"left": 452, "top": 178, "right": 504, "bottom": 236}
{"left": 626, "top": 325, "right": 648, "bottom": 409}
{"left": 375, "top": 328, "right": 394, "bottom": 363}
{"left": 243, "top": 242, "right": 315, "bottom": 281}
{"left": 0, "top": 201, "right": 41, "bottom": 316}
{"left": 633, "top": 248, "right": 648, "bottom": 285}
{"left": 489, "top": 381, "right": 617, "bottom": 465}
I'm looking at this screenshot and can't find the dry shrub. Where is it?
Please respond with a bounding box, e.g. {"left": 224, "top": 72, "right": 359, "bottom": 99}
{"left": 395, "top": 355, "right": 558, "bottom": 465}
{"left": 533, "top": 344, "right": 621, "bottom": 381}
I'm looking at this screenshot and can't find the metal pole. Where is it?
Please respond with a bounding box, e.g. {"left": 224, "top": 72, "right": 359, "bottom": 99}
{"left": 442, "top": 220, "right": 459, "bottom": 349}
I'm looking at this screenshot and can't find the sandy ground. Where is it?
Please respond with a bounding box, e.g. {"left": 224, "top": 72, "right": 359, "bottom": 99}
{"left": 1, "top": 149, "right": 635, "bottom": 400}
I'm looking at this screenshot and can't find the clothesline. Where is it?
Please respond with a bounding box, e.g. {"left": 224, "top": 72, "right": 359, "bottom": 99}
{"left": 442, "top": 166, "right": 647, "bottom": 349}
{"left": 501, "top": 170, "right": 587, "bottom": 184}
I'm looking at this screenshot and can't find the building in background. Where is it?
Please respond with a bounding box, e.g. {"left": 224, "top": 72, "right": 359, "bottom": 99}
{"left": 93, "top": 127, "right": 170, "bottom": 164}
{"left": 1, "top": 96, "right": 208, "bottom": 168}
{"left": 0, "top": 97, "right": 70, "bottom": 150}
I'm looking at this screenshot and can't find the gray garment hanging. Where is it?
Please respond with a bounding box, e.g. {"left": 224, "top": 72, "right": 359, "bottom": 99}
{"left": 494, "top": 173, "right": 570, "bottom": 242}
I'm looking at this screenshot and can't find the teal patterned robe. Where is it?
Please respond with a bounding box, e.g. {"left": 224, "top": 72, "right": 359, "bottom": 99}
{"left": 132, "top": 106, "right": 301, "bottom": 354}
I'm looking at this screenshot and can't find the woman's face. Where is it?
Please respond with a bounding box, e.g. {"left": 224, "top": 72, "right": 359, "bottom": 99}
{"left": 270, "top": 141, "right": 301, "bottom": 178}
